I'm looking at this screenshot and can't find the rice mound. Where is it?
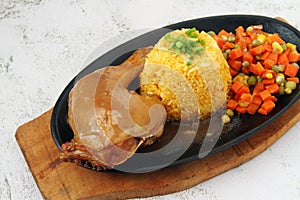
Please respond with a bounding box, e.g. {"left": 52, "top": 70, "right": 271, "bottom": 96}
{"left": 140, "top": 28, "right": 232, "bottom": 120}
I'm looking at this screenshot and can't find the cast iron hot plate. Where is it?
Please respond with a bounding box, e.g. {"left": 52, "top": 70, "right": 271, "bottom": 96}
{"left": 51, "top": 15, "right": 300, "bottom": 172}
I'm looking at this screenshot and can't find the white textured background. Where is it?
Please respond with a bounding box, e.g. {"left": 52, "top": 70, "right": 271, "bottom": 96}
{"left": 0, "top": 0, "right": 300, "bottom": 199}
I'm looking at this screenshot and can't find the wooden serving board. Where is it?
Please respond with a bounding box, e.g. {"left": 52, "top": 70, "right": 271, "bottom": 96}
{"left": 15, "top": 99, "right": 300, "bottom": 200}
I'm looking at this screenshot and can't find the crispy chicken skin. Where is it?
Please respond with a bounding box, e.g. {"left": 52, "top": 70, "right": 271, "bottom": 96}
{"left": 61, "top": 47, "right": 167, "bottom": 170}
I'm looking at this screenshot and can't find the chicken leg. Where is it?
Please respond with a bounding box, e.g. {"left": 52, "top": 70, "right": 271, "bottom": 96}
{"left": 61, "top": 47, "right": 167, "bottom": 170}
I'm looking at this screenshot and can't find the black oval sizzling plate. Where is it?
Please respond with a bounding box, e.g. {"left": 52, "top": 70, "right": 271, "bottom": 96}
{"left": 51, "top": 15, "right": 300, "bottom": 172}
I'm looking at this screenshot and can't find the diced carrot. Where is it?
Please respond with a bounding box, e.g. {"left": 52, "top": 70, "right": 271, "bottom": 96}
{"left": 259, "top": 90, "right": 272, "bottom": 101}
{"left": 229, "top": 48, "right": 244, "bottom": 60}
{"left": 213, "top": 35, "right": 225, "bottom": 48}
{"left": 252, "top": 95, "right": 262, "bottom": 105}
{"left": 243, "top": 51, "right": 254, "bottom": 63}
{"left": 257, "top": 62, "right": 266, "bottom": 75}
{"left": 234, "top": 94, "right": 241, "bottom": 101}
{"left": 230, "top": 81, "right": 244, "bottom": 94}
{"left": 258, "top": 107, "right": 268, "bottom": 115}
{"left": 249, "top": 45, "right": 265, "bottom": 56}
{"left": 229, "top": 67, "right": 238, "bottom": 76}
{"left": 287, "top": 52, "right": 300, "bottom": 62}
{"left": 278, "top": 53, "right": 289, "bottom": 66}
{"left": 249, "top": 33, "right": 257, "bottom": 41}
{"left": 249, "top": 62, "right": 265, "bottom": 76}
{"left": 255, "top": 81, "right": 265, "bottom": 91}
{"left": 253, "top": 88, "right": 260, "bottom": 96}
{"left": 259, "top": 51, "right": 270, "bottom": 60}
{"left": 239, "top": 93, "right": 252, "bottom": 105}
{"left": 241, "top": 66, "right": 249, "bottom": 74}
{"left": 285, "top": 64, "right": 299, "bottom": 77}
{"left": 247, "top": 103, "right": 260, "bottom": 115}
{"left": 264, "top": 44, "right": 273, "bottom": 52}
{"left": 216, "top": 27, "right": 299, "bottom": 117}
{"left": 267, "top": 52, "right": 279, "bottom": 63}
{"left": 248, "top": 63, "right": 255, "bottom": 74}
{"left": 222, "top": 42, "right": 234, "bottom": 50}
{"left": 226, "top": 99, "right": 239, "bottom": 110}
{"left": 262, "top": 70, "right": 276, "bottom": 79}
{"left": 236, "top": 40, "right": 247, "bottom": 50}
{"left": 265, "top": 83, "right": 280, "bottom": 94}
{"left": 236, "top": 106, "right": 247, "bottom": 113}
{"left": 218, "top": 29, "right": 230, "bottom": 37}
{"left": 235, "top": 26, "right": 245, "bottom": 39}
{"left": 263, "top": 59, "right": 276, "bottom": 69}
{"left": 262, "top": 78, "right": 275, "bottom": 85}
{"left": 261, "top": 100, "right": 276, "bottom": 113}
{"left": 287, "top": 77, "right": 299, "bottom": 84}
{"left": 228, "top": 60, "right": 242, "bottom": 71}
{"left": 268, "top": 33, "right": 285, "bottom": 45}
{"left": 265, "top": 95, "right": 277, "bottom": 102}
{"left": 244, "top": 36, "right": 252, "bottom": 46}
{"left": 236, "top": 85, "right": 250, "bottom": 96}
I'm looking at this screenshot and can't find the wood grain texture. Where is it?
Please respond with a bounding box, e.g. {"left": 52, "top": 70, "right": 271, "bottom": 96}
{"left": 15, "top": 99, "right": 300, "bottom": 200}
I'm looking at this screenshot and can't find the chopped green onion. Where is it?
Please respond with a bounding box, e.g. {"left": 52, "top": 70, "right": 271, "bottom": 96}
{"left": 186, "top": 60, "right": 192, "bottom": 66}
{"left": 176, "top": 41, "right": 183, "bottom": 48}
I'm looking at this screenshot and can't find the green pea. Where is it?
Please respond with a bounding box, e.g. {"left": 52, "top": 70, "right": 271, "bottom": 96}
{"left": 225, "top": 49, "right": 231, "bottom": 54}
{"left": 226, "top": 109, "right": 234, "bottom": 117}
{"left": 228, "top": 36, "right": 236, "bottom": 43}
{"left": 247, "top": 76, "right": 257, "bottom": 86}
{"left": 257, "top": 76, "right": 263, "bottom": 82}
{"left": 272, "top": 65, "right": 280, "bottom": 73}
{"left": 276, "top": 73, "right": 285, "bottom": 85}
{"left": 221, "top": 35, "right": 228, "bottom": 41}
{"left": 242, "top": 61, "right": 249, "bottom": 68}
{"left": 234, "top": 44, "right": 240, "bottom": 49}
{"left": 252, "top": 39, "right": 262, "bottom": 47}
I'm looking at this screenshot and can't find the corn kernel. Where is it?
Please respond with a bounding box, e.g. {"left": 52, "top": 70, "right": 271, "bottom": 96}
{"left": 233, "top": 74, "right": 244, "bottom": 83}
{"left": 284, "top": 88, "right": 292, "bottom": 94}
{"left": 286, "top": 43, "right": 297, "bottom": 52}
{"left": 272, "top": 42, "right": 283, "bottom": 53}
{"left": 257, "top": 34, "right": 267, "bottom": 44}
{"left": 221, "top": 114, "right": 231, "bottom": 124}
{"left": 265, "top": 72, "right": 273, "bottom": 79}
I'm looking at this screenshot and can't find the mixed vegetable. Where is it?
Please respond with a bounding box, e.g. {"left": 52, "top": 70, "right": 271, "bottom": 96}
{"left": 210, "top": 25, "right": 300, "bottom": 123}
